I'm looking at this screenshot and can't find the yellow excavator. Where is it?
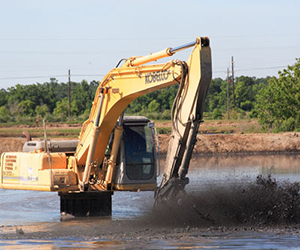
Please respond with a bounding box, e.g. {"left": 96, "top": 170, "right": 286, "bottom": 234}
{"left": 0, "top": 37, "right": 212, "bottom": 216}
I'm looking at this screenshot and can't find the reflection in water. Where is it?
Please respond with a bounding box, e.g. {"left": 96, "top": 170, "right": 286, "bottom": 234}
{"left": 186, "top": 154, "right": 300, "bottom": 190}
{"left": 0, "top": 239, "right": 96, "bottom": 249}
{"left": 1, "top": 231, "right": 300, "bottom": 249}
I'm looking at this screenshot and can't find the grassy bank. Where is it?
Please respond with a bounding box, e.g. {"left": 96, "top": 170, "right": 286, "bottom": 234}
{"left": 0, "top": 127, "right": 81, "bottom": 138}
{"left": 154, "top": 119, "right": 262, "bottom": 135}
{"left": 0, "top": 118, "right": 263, "bottom": 139}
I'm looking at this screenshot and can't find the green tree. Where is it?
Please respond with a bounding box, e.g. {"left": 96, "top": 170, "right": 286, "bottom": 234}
{"left": 18, "top": 100, "right": 35, "bottom": 116}
{"left": 212, "top": 108, "right": 222, "bottom": 119}
{"left": 235, "top": 76, "right": 268, "bottom": 111}
{"left": 35, "top": 104, "right": 49, "bottom": 117}
{"left": 70, "top": 80, "right": 94, "bottom": 115}
{"left": 255, "top": 59, "right": 300, "bottom": 131}
{"left": 126, "top": 85, "right": 178, "bottom": 114}
{"left": 53, "top": 98, "right": 69, "bottom": 118}
{"left": 0, "top": 106, "right": 11, "bottom": 122}
{"left": 235, "top": 76, "right": 256, "bottom": 111}
{"left": 8, "top": 101, "right": 22, "bottom": 121}
{"left": 0, "top": 89, "right": 7, "bottom": 107}
{"left": 148, "top": 100, "right": 160, "bottom": 112}
{"left": 205, "top": 78, "right": 223, "bottom": 112}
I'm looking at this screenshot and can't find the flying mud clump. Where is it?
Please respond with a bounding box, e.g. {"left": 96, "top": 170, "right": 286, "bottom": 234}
{"left": 148, "top": 175, "right": 300, "bottom": 228}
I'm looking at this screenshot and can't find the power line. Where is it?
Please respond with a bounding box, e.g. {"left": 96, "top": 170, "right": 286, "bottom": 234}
{"left": 68, "top": 70, "right": 71, "bottom": 117}
{"left": 0, "top": 37, "right": 187, "bottom": 41}
{"left": 0, "top": 51, "right": 138, "bottom": 55}
{"left": 1, "top": 45, "right": 299, "bottom": 55}
{"left": 214, "top": 46, "right": 300, "bottom": 52}
{"left": 213, "top": 65, "right": 288, "bottom": 74}
{"left": 72, "top": 74, "right": 105, "bottom": 77}
{"left": 0, "top": 64, "right": 292, "bottom": 81}
{"left": 231, "top": 56, "right": 235, "bottom": 108}
{"left": 1, "top": 34, "right": 300, "bottom": 41}
{"left": 235, "top": 66, "right": 287, "bottom": 72}
{"left": 0, "top": 75, "right": 66, "bottom": 80}
{"left": 0, "top": 74, "right": 105, "bottom": 80}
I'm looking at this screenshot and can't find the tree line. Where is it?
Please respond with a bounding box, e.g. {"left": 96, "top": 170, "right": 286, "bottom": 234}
{"left": 0, "top": 78, "right": 98, "bottom": 123}
{"left": 0, "top": 59, "right": 299, "bottom": 131}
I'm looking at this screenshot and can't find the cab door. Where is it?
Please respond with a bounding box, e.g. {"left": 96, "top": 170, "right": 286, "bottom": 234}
{"left": 113, "top": 118, "right": 157, "bottom": 191}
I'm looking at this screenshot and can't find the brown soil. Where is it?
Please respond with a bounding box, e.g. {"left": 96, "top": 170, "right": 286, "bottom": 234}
{"left": 0, "top": 137, "right": 27, "bottom": 155}
{"left": 1, "top": 132, "right": 300, "bottom": 156}
{"left": 158, "top": 132, "right": 300, "bottom": 155}
{"left": 0, "top": 119, "right": 299, "bottom": 155}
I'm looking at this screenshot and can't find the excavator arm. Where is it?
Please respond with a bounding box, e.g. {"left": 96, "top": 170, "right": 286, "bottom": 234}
{"left": 74, "top": 37, "right": 211, "bottom": 192}
{"left": 155, "top": 39, "right": 212, "bottom": 203}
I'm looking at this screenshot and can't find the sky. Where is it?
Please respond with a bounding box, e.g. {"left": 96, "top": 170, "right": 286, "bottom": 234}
{"left": 0, "top": 0, "right": 299, "bottom": 89}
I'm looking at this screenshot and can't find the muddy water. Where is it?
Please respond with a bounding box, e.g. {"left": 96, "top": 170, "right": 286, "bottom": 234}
{"left": 1, "top": 154, "right": 300, "bottom": 249}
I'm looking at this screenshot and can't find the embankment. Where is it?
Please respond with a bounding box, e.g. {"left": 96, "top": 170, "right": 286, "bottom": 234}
{"left": 1, "top": 132, "right": 299, "bottom": 156}
{"left": 158, "top": 132, "right": 300, "bottom": 155}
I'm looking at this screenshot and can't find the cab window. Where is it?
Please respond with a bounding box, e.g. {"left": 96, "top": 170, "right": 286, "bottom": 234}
{"left": 123, "top": 125, "right": 154, "bottom": 180}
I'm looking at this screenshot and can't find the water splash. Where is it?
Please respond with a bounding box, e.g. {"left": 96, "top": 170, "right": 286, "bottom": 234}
{"left": 146, "top": 175, "right": 300, "bottom": 227}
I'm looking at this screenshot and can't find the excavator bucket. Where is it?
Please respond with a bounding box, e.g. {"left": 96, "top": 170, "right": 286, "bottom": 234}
{"left": 155, "top": 37, "right": 212, "bottom": 205}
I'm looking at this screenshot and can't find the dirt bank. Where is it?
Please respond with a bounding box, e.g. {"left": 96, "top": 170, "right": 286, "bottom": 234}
{"left": 1, "top": 132, "right": 300, "bottom": 156}
{"left": 158, "top": 132, "right": 300, "bottom": 155}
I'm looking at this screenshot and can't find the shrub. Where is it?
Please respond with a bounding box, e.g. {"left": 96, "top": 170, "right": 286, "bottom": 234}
{"left": 212, "top": 109, "right": 222, "bottom": 120}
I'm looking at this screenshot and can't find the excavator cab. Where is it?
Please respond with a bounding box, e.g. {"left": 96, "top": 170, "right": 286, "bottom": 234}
{"left": 112, "top": 116, "right": 158, "bottom": 191}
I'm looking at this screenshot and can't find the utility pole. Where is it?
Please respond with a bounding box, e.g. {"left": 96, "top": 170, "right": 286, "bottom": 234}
{"left": 68, "top": 69, "right": 71, "bottom": 117}
{"left": 231, "top": 56, "right": 235, "bottom": 108}
{"left": 227, "top": 67, "right": 230, "bottom": 119}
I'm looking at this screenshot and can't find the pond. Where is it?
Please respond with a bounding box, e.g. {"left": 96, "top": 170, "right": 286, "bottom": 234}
{"left": 1, "top": 153, "right": 300, "bottom": 249}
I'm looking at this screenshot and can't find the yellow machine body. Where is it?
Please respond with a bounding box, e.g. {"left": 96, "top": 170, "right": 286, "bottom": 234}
{"left": 0, "top": 152, "right": 77, "bottom": 191}
{"left": 0, "top": 37, "right": 212, "bottom": 197}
